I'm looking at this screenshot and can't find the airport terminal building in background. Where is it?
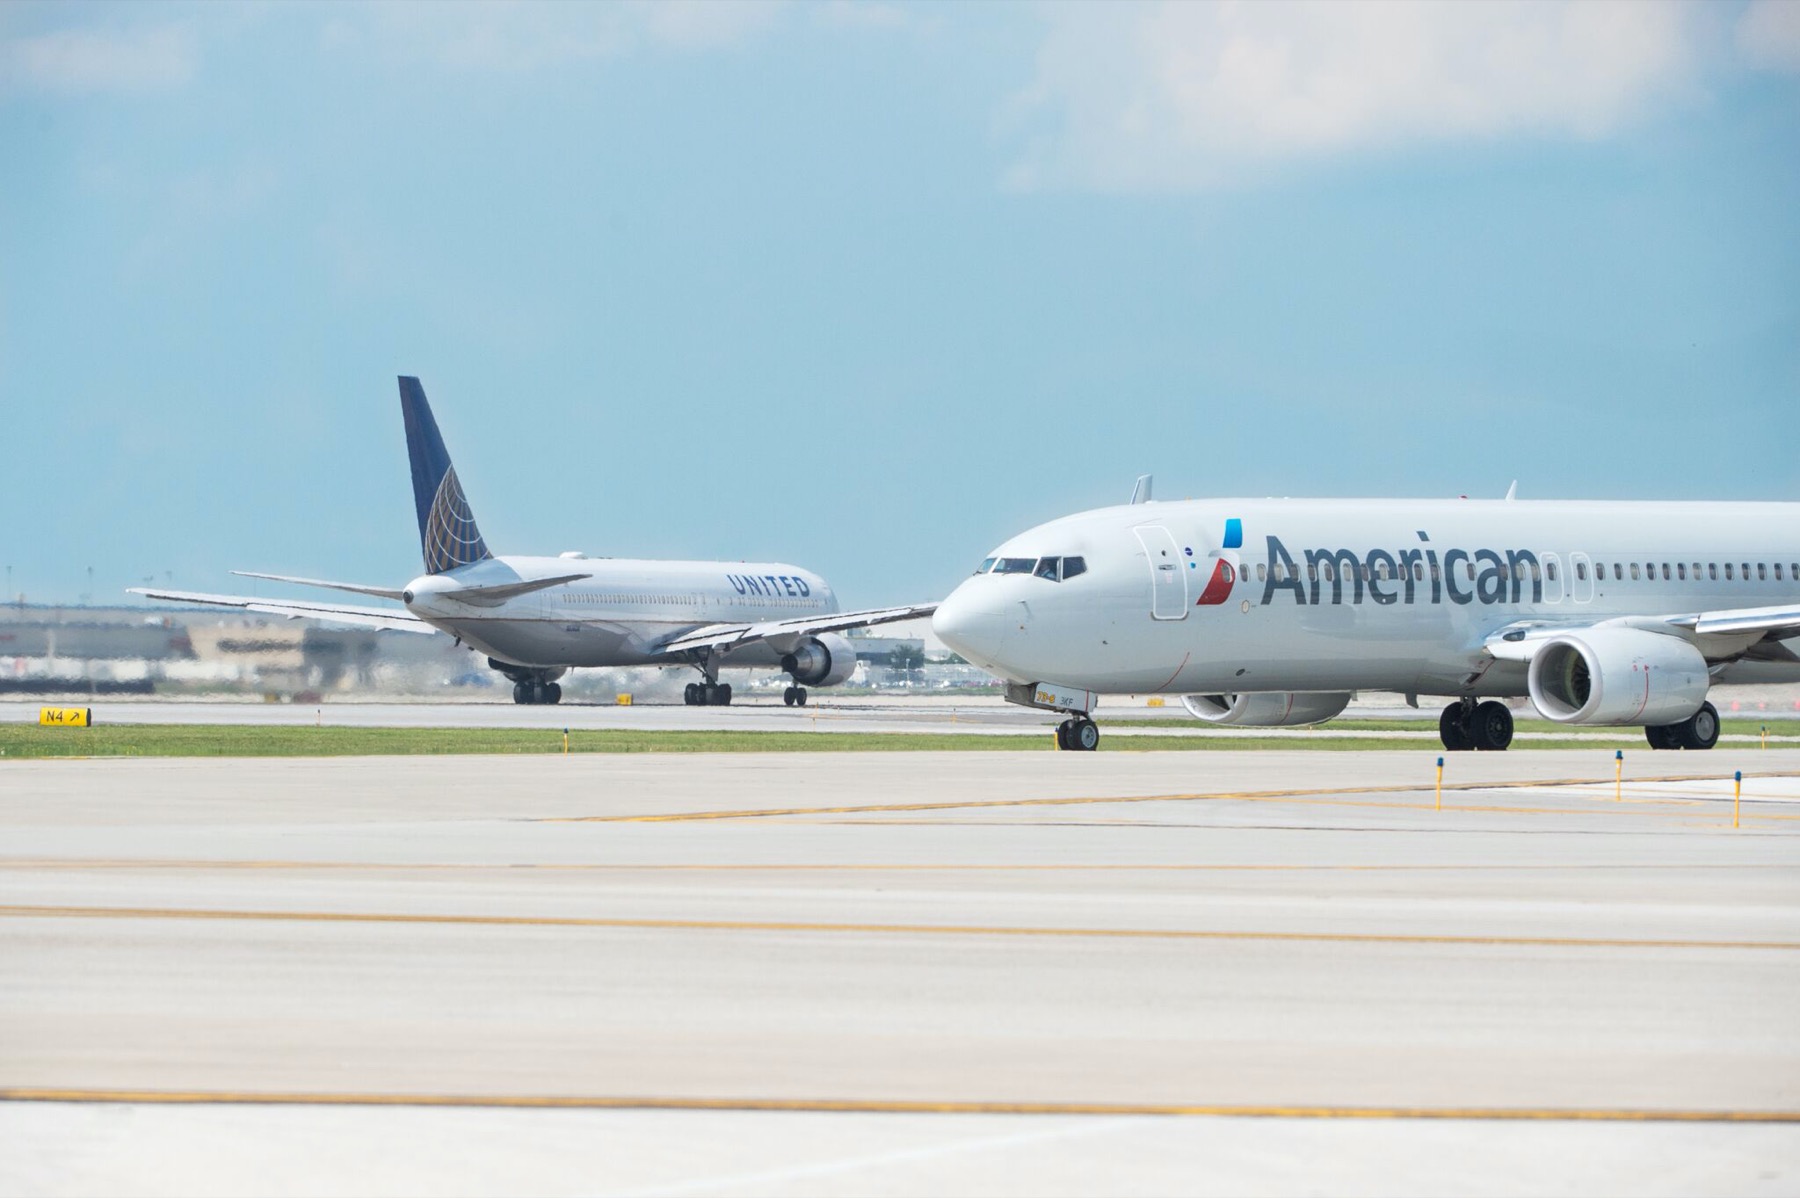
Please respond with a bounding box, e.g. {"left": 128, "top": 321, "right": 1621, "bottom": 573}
{"left": 0, "top": 602, "right": 976, "bottom": 702}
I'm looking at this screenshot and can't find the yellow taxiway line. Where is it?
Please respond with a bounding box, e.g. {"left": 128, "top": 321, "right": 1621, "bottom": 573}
{"left": 2, "top": 903, "right": 1794, "bottom": 952}
{"left": 1, "top": 1087, "right": 1796, "bottom": 1122}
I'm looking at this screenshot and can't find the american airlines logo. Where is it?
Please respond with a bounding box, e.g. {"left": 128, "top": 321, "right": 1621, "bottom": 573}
{"left": 728, "top": 573, "right": 812, "bottom": 598}
{"left": 1257, "top": 534, "right": 1549, "bottom": 607}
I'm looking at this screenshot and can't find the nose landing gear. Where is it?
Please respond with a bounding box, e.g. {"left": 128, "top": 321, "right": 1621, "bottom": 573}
{"left": 1056, "top": 717, "right": 1100, "bottom": 751}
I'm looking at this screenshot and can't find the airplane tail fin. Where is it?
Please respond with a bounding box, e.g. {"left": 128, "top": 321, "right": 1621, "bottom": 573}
{"left": 398, "top": 376, "right": 493, "bottom": 575}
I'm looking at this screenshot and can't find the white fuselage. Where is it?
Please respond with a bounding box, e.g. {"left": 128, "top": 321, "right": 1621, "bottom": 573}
{"left": 933, "top": 499, "right": 1800, "bottom": 697}
{"left": 404, "top": 555, "right": 838, "bottom": 670}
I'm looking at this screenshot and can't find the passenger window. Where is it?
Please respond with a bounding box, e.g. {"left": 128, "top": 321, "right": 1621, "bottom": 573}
{"left": 1034, "top": 557, "right": 1060, "bottom": 581}
{"left": 1531, "top": 562, "right": 1542, "bottom": 582}
{"left": 1759, "top": 563, "right": 1768, "bottom": 581}
{"left": 1725, "top": 563, "right": 1735, "bottom": 580}
{"left": 1613, "top": 564, "right": 1622, "bottom": 580}
{"left": 1546, "top": 562, "right": 1558, "bottom": 582}
{"left": 1778, "top": 564, "right": 1786, "bottom": 581}
{"left": 1742, "top": 563, "right": 1751, "bottom": 579}
{"left": 1630, "top": 564, "right": 1640, "bottom": 580}
{"left": 976, "top": 557, "right": 996, "bottom": 575}
{"left": 1575, "top": 562, "right": 1587, "bottom": 581}
{"left": 1359, "top": 564, "right": 1370, "bottom": 582}
{"left": 1709, "top": 563, "right": 1718, "bottom": 581}
{"left": 1062, "top": 556, "right": 1087, "bottom": 580}
{"left": 1677, "top": 564, "right": 1686, "bottom": 580}
{"left": 1256, "top": 563, "right": 1266, "bottom": 582}
{"left": 1661, "top": 564, "right": 1671, "bottom": 581}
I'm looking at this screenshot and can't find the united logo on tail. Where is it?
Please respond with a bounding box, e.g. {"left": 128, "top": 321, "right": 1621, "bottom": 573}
{"left": 400, "top": 376, "right": 493, "bottom": 575}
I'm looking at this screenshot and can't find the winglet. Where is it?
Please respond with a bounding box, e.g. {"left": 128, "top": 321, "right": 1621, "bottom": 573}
{"left": 399, "top": 377, "right": 493, "bottom": 574}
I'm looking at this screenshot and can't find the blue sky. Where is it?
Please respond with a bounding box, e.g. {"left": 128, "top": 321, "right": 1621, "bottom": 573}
{"left": 3, "top": 1, "right": 1798, "bottom": 607}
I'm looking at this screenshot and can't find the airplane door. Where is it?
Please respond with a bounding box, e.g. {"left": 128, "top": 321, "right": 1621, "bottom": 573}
{"left": 1133, "top": 525, "right": 1188, "bottom": 620}
{"left": 1570, "top": 552, "right": 1594, "bottom": 604}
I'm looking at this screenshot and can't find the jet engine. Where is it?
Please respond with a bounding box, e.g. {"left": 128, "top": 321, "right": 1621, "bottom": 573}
{"left": 780, "top": 632, "right": 858, "bottom": 687}
{"left": 1527, "top": 627, "right": 1710, "bottom": 725}
{"left": 1179, "top": 692, "right": 1351, "bottom": 727}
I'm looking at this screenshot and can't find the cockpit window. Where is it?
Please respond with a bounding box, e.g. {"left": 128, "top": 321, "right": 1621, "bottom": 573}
{"left": 1061, "top": 556, "right": 1087, "bottom": 579}
{"left": 975, "top": 557, "right": 996, "bottom": 575}
{"left": 994, "top": 557, "right": 1036, "bottom": 574}
{"left": 1034, "top": 557, "right": 1060, "bottom": 580}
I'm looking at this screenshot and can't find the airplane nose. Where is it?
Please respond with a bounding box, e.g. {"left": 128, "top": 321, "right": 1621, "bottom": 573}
{"left": 932, "top": 584, "right": 1012, "bottom": 668}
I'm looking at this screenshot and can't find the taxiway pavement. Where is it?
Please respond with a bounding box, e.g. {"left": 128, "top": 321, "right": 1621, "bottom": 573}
{"left": 3, "top": 749, "right": 1798, "bottom": 1195}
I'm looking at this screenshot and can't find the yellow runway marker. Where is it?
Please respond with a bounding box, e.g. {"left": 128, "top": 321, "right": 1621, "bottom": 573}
{"left": 2, "top": 904, "right": 1795, "bottom": 952}
{"left": 2, "top": 1087, "right": 1797, "bottom": 1123}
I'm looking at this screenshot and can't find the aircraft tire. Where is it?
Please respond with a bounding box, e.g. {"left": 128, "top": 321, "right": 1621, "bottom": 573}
{"left": 1054, "top": 720, "right": 1071, "bottom": 750}
{"left": 544, "top": 682, "right": 562, "bottom": 705}
{"left": 684, "top": 683, "right": 698, "bottom": 706}
{"left": 513, "top": 681, "right": 531, "bottom": 705}
{"left": 1645, "top": 724, "right": 1679, "bottom": 750}
{"left": 783, "top": 688, "right": 795, "bottom": 707}
{"left": 1471, "top": 701, "right": 1513, "bottom": 751}
{"left": 794, "top": 687, "right": 806, "bottom": 707}
{"left": 718, "top": 683, "right": 732, "bottom": 705}
{"left": 1438, "top": 703, "right": 1474, "bottom": 751}
{"left": 1673, "top": 702, "right": 1720, "bottom": 751}
{"left": 1071, "top": 718, "right": 1100, "bottom": 752}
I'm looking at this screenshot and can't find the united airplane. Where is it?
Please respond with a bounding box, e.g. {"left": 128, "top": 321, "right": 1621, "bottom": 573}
{"left": 932, "top": 480, "right": 1800, "bottom": 751}
{"left": 132, "top": 377, "right": 934, "bottom": 705}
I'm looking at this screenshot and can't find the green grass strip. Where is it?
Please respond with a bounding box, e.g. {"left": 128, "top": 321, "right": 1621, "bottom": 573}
{"left": 0, "top": 723, "right": 1660, "bottom": 760}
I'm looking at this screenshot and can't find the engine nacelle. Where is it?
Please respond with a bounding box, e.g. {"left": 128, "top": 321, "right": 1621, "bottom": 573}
{"left": 1179, "top": 692, "right": 1351, "bottom": 727}
{"left": 1527, "top": 627, "right": 1709, "bottom": 725}
{"left": 780, "top": 632, "right": 857, "bottom": 687}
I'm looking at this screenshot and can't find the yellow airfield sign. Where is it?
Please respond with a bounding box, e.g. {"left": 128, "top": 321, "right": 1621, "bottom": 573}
{"left": 39, "top": 707, "right": 92, "bottom": 728}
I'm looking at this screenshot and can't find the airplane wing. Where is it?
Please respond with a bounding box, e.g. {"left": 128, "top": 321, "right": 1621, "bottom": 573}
{"left": 1484, "top": 604, "right": 1800, "bottom": 663}
{"left": 126, "top": 588, "right": 433, "bottom": 634}
{"left": 654, "top": 603, "right": 938, "bottom": 657}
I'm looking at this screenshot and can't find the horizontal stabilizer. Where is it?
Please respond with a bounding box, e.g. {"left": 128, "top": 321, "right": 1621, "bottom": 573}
{"left": 439, "top": 573, "right": 590, "bottom": 607}
{"left": 233, "top": 571, "right": 407, "bottom": 601}
{"left": 127, "top": 588, "right": 431, "bottom": 634}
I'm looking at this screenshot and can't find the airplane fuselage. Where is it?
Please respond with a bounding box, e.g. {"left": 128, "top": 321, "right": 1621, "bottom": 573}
{"left": 934, "top": 498, "right": 1800, "bottom": 697}
{"left": 404, "top": 555, "right": 838, "bottom": 670}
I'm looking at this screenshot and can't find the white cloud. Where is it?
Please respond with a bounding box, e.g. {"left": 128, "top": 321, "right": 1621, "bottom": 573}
{"left": 1737, "top": 0, "right": 1800, "bottom": 71}
{"left": 1, "top": 23, "right": 196, "bottom": 94}
{"left": 1004, "top": 1, "right": 1708, "bottom": 191}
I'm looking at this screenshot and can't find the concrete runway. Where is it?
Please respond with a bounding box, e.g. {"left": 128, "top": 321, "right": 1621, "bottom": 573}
{"left": 4, "top": 749, "right": 1799, "bottom": 1195}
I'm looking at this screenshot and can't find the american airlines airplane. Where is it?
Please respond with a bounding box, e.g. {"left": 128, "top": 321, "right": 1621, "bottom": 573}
{"left": 132, "top": 377, "right": 934, "bottom": 705}
{"left": 932, "top": 480, "right": 1800, "bottom": 752}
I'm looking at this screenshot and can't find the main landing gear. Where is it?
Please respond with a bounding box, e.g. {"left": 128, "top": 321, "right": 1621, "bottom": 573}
{"left": 492, "top": 661, "right": 565, "bottom": 705}
{"left": 1439, "top": 698, "right": 1513, "bottom": 751}
{"left": 512, "top": 679, "right": 562, "bottom": 705}
{"left": 1056, "top": 716, "right": 1100, "bottom": 751}
{"left": 684, "top": 680, "right": 733, "bottom": 706}
{"left": 1645, "top": 701, "right": 1719, "bottom": 751}
{"left": 782, "top": 686, "right": 809, "bottom": 707}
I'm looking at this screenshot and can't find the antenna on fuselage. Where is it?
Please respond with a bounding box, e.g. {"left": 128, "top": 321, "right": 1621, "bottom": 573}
{"left": 1129, "top": 474, "right": 1153, "bottom": 505}
{"left": 1504, "top": 480, "right": 1518, "bottom": 501}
